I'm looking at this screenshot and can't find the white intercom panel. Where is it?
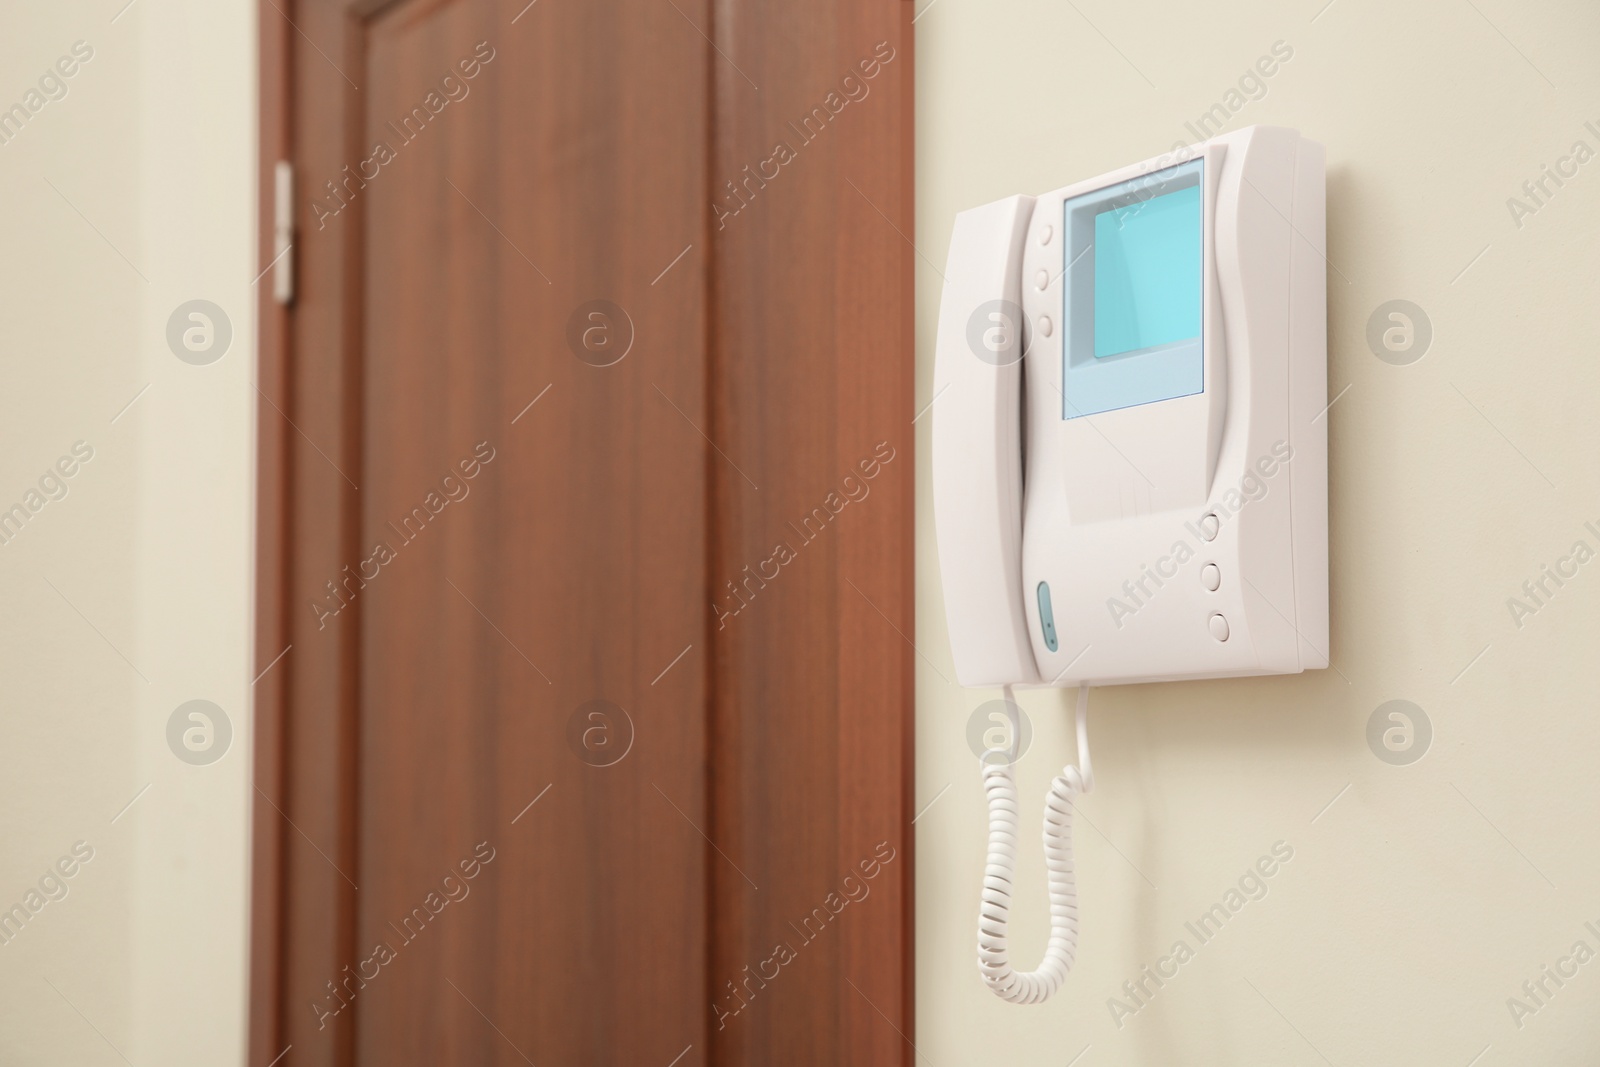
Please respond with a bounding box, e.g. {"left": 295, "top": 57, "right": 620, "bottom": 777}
{"left": 934, "top": 125, "right": 1327, "bottom": 690}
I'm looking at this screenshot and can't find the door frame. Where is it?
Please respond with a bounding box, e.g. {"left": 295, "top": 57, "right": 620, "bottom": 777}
{"left": 249, "top": 2, "right": 291, "bottom": 1063}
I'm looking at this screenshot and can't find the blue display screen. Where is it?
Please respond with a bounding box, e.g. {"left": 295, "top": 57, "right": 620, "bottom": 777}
{"left": 1060, "top": 159, "right": 1205, "bottom": 420}
{"left": 1092, "top": 185, "right": 1202, "bottom": 358}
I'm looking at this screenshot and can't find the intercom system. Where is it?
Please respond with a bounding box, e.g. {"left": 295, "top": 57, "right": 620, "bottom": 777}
{"left": 932, "top": 126, "right": 1327, "bottom": 1004}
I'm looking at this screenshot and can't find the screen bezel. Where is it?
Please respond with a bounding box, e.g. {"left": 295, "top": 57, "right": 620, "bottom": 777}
{"left": 1060, "top": 158, "right": 1206, "bottom": 420}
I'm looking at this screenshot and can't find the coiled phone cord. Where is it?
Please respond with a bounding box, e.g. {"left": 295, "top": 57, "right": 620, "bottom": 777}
{"left": 977, "top": 683, "right": 1094, "bottom": 1004}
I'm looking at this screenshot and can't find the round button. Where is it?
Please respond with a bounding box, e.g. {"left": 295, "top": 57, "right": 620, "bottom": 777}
{"left": 1039, "top": 224, "right": 1053, "bottom": 245}
{"left": 1208, "top": 613, "right": 1230, "bottom": 642}
{"left": 1038, "top": 316, "right": 1053, "bottom": 337}
{"left": 1035, "top": 269, "right": 1050, "bottom": 290}
{"left": 1198, "top": 513, "right": 1219, "bottom": 541}
{"left": 1201, "top": 563, "right": 1221, "bottom": 591}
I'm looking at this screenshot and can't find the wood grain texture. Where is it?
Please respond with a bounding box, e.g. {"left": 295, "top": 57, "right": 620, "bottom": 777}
{"left": 351, "top": 1, "right": 711, "bottom": 1062}
{"left": 253, "top": 1, "right": 913, "bottom": 1063}
{"left": 249, "top": 4, "right": 292, "bottom": 1065}
{"left": 705, "top": 2, "right": 915, "bottom": 1064}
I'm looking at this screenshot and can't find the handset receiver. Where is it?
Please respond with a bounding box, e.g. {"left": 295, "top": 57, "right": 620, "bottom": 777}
{"left": 932, "top": 195, "right": 1041, "bottom": 688}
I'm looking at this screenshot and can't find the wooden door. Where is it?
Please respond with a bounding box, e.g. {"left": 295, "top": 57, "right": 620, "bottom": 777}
{"left": 251, "top": 2, "right": 913, "bottom": 1065}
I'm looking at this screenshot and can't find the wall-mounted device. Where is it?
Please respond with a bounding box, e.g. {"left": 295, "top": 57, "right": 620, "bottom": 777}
{"left": 932, "top": 126, "right": 1327, "bottom": 1004}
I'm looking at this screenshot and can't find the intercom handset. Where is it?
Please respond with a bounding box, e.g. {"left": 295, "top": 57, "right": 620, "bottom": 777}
{"left": 933, "top": 126, "right": 1327, "bottom": 1003}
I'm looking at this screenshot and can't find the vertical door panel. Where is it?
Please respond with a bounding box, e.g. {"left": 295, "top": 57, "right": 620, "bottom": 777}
{"left": 270, "top": 0, "right": 710, "bottom": 1063}
{"left": 706, "top": 3, "right": 914, "bottom": 1064}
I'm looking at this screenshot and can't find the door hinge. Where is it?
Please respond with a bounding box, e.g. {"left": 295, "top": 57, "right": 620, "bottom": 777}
{"left": 273, "top": 160, "right": 294, "bottom": 305}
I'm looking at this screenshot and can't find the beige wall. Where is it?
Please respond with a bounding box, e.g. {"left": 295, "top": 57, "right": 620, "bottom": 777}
{"left": 0, "top": 2, "right": 255, "bottom": 1064}
{"left": 915, "top": 2, "right": 1600, "bottom": 1064}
